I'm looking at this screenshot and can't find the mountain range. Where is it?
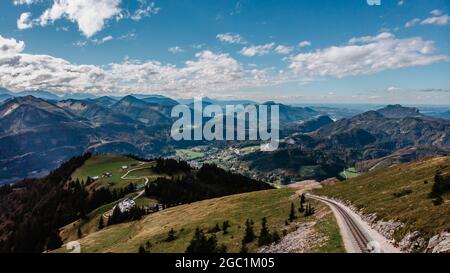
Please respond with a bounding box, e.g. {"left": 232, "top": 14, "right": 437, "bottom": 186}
{"left": 241, "top": 105, "right": 450, "bottom": 181}
{"left": 0, "top": 92, "right": 327, "bottom": 183}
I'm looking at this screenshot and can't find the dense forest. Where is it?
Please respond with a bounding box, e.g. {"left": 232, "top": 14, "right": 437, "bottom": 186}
{"left": 0, "top": 153, "right": 92, "bottom": 252}
{"left": 145, "top": 159, "right": 274, "bottom": 205}
{"left": 0, "top": 155, "right": 273, "bottom": 253}
{"left": 0, "top": 153, "right": 135, "bottom": 253}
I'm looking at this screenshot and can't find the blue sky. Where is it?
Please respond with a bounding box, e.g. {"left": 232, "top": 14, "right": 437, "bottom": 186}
{"left": 0, "top": 0, "right": 450, "bottom": 104}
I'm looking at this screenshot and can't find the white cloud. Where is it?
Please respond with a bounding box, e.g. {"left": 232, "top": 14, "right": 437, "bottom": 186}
{"left": 14, "top": 1, "right": 160, "bottom": 36}
{"left": 405, "top": 18, "right": 420, "bottom": 28}
{"left": 348, "top": 32, "right": 394, "bottom": 44}
{"left": 0, "top": 35, "right": 25, "bottom": 55}
{"left": 1, "top": 33, "right": 448, "bottom": 98}
{"left": 385, "top": 86, "right": 400, "bottom": 93}
{"left": 73, "top": 40, "right": 87, "bottom": 47}
{"left": 216, "top": 33, "right": 246, "bottom": 44}
{"left": 118, "top": 32, "right": 136, "bottom": 40}
{"left": 298, "top": 41, "right": 311, "bottom": 48}
{"left": 168, "top": 46, "right": 184, "bottom": 54}
{"left": 36, "top": 0, "right": 122, "bottom": 38}
{"left": 130, "top": 0, "right": 160, "bottom": 21}
{"left": 0, "top": 36, "right": 282, "bottom": 97}
{"left": 398, "top": 0, "right": 404, "bottom": 6}
{"left": 92, "top": 35, "right": 113, "bottom": 45}
{"left": 274, "top": 45, "right": 293, "bottom": 55}
{"left": 17, "top": 12, "right": 33, "bottom": 30}
{"left": 405, "top": 10, "right": 449, "bottom": 28}
{"left": 239, "top": 43, "right": 275, "bottom": 57}
{"left": 430, "top": 9, "right": 443, "bottom": 16}
{"left": 13, "top": 0, "right": 40, "bottom": 5}
{"left": 421, "top": 14, "right": 450, "bottom": 26}
{"left": 289, "top": 32, "right": 449, "bottom": 79}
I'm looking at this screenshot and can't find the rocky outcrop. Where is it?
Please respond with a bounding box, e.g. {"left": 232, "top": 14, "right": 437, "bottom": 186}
{"left": 426, "top": 233, "right": 450, "bottom": 253}
{"left": 399, "top": 231, "right": 427, "bottom": 253}
{"left": 259, "top": 222, "right": 324, "bottom": 253}
{"left": 371, "top": 219, "right": 403, "bottom": 241}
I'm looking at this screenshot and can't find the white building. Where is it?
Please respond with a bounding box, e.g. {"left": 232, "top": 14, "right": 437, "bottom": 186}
{"left": 116, "top": 198, "right": 136, "bottom": 213}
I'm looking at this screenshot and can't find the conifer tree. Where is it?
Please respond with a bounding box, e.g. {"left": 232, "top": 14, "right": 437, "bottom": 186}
{"left": 243, "top": 219, "right": 255, "bottom": 244}
{"left": 222, "top": 220, "right": 231, "bottom": 234}
{"left": 258, "top": 217, "right": 272, "bottom": 246}
{"left": 289, "top": 203, "right": 297, "bottom": 222}
{"left": 166, "top": 228, "right": 176, "bottom": 242}
{"left": 98, "top": 216, "right": 104, "bottom": 230}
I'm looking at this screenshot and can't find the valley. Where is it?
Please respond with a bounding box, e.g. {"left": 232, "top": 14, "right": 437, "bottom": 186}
{"left": 0, "top": 90, "right": 449, "bottom": 254}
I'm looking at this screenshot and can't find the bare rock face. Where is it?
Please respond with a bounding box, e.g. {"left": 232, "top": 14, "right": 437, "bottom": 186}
{"left": 399, "top": 231, "right": 427, "bottom": 253}
{"left": 359, "top": 211, "right": 403, "bottom": 242}
{"left": 372, "top": 220, "right": 403, "bottom": 241}
{"left": 426, "top": 233, "right": 450, "bottom": 253}
{"left": 259, "top": 222, "right": 324, "bottom": 253}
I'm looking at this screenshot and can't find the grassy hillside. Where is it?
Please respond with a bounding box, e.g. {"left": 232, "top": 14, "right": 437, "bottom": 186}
{"left": 175, "top": 148, "right": 205, "bottom": 160}
{"left": 55, "top": 188, "right": 344, "bottom": 253}
{"left": 71, "top": 155, "right": 155, "bottom": 190}
{"left": 316, "top": 156, "right": 450, "bottom": 241}
{"left": 339, "top": 167, "right": 359, "bottom": 179}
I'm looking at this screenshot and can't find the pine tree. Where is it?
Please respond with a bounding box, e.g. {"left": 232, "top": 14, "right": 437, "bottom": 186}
{"left": 77, "top": 227, "right": 82, "bottom": 238}
{"left": 430, "top": 170, "right": 450, "bottom": 197}
{"left": 186, "top": 227, "right": 219, "bottom": 253}
{"left": 258, "top": 217, "right": 272, "bottom": 246}
{"left": 46, "top": 230, "right": 63, "bottom": 250}
{"left": 271, "top": 231, "right": 281, "bottom": 244}
{"left": 166, "top": 228, "right": 176, "bottom": 242}
{"left": 138, "top": 245, "right": 147, "bottom": 253}
{"left": 243, "top": 219, "right": 255, "bottom": 244}
{"left": 289, "top": 203, "right": 297, "bottom": 222}
{"left": 299, "top": 194, "right": 306, "bottom": 212}
{"left": 208, "top": 223, "right": 221, "bottom": 233}
{"left": 240, "top": 242, "right": 248, "bottom": 253}
{"left": 300, "top": 193, "right": 306, "bottom": 204}
{"left": 222, "top": 220, "right": 231, "bottom": 234}
{"left": 304, "top": 203, "right": 316, "bottom": 217}
{"left": 98, "top": 216, "right": 104, "bottom": 230}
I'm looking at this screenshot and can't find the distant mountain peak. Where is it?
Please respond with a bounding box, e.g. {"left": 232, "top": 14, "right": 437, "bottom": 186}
{"left": 116, "top": 95, "right": 147, "bottom": 106}
{"left": 377, "top": 104, "right": 423, "bottom": 119}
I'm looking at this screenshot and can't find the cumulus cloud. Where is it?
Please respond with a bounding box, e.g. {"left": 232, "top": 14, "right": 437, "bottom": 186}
{"left": 289, "top": 32, "right": 449, "bottom": 79}
{"left": 216, "top": 33, "right": 246, "bottom": 44}
{"left": 298, "top": 41, "right": 311, "bottom": 48}
{"left": 0, "top": 36, "right": 282, "bottom": 96}
{"left": 36, "top": 0, "right": 122, "bottom": 38}
{"left": 168, "top": 46, "right": 184, "bottom": 54}
{"left": 0, "top": 35, "right": 25, "bottom": 55}
{"left": 421, "top": 14, "right": 450, "bottom": 26}
{"left": 15, "top": 0, "right": 159, "bottom": 37}
{"left": 239, "top": 43, "right": 275, "bottom": 57}
{"left": 1, "top": 33, "right": 448, "bottom": 97}
{"left": 274, "top": 45, "right": 294, "bottom": 55}
{"left": 17, "top": 12, "right": 33, "bottom": 30}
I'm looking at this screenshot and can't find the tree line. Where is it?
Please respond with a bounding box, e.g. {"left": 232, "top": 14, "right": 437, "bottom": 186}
{"left": 145, "top": 162, "right": 273, "bottom": 206}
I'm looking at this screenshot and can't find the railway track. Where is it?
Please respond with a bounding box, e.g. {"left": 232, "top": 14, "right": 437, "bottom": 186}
{"left": 308, "top": 195, "right": 371, "bottom": 253}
